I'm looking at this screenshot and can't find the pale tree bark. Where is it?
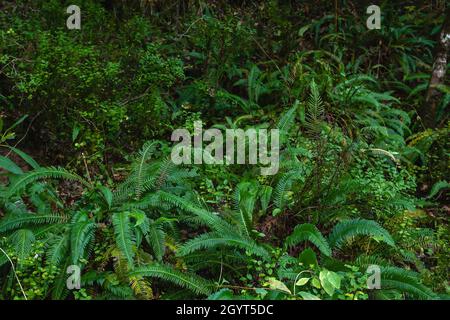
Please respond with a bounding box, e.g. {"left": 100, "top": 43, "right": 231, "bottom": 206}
{"left": 421, "top": 9, "right": 449, "bottom": 128}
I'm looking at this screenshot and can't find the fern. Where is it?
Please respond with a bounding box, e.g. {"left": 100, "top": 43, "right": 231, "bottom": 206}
{"left": 9, "top": 229, "right": 35, "bottom": 261}
{"left": 146, "top": 220, "right": 165, "bottom": 262}
{"left": 129, "top": 264, "right": 213, "bottom": 296}
{"left": 304, "top": 80, "right": 325, "bottom": 135}
{"left": 285, "top": 224, "right": 331, "bottom": 256}
{"left": 130, "top": 276, "right": 154, "bottom": 299}
{"left": 234, "top": 181, "right": 258, "bottom": 237}
{"left": 177, "top": 232, "right": 269, "bottom": 259}
{"left": 46, "top": 232, "right": 70, "bottom": 266}
{"left": 156, "top": 191, "right": 235, "bottom": 235}
{"left": 6, "top": 167, "right": 92, "bottom": 197}
{"left": 356, "top": 256, "right": 437, "bottom": 300}
{"left": 380, "top": 266, "right": 437, "bottom": 300}
{"left": 0, "top": 213, "right": 66, "bottom": 233}
{"left": 328, "top": 218, "right": 395, "bottom": 249}
{"left": 133, "top": 141, "right": 158, "bottom": 199}
{"left": 277, "top": 100, "right": 299, "bottom": 142}
{"left": 70, "top": 217, "right": 96, "bottom": 265}
{"left": 112, "top": 212, "right": 135, "bottom": 268}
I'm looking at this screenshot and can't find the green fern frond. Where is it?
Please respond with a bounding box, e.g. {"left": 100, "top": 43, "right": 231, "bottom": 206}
{"left": 146, "top": 220, "right": 165, "bottom": 262}
{"left": 46, "top": 232, "right": 69, "bottom": 266}
{"left": 277, "top": 100, "right": 299, "bottom": 135}
{"left": 9, "top": 229, "right": 35, "bottom": 260}
{"left": 129, "top": 264, "right": 213, "bottom": 296}
{"left": 305, "top": 80, "right": 325, "bottom": 134}
{"left": 0, "top": 213, "right": 66, "bottom": 233}
{"left": 112, "top": 212, "right": 135, "bottom": 268}
{"left": 274, "top": 170, "right": 303, "bottom": 209}
{"left": 177, "top": 231, "right": 269, "bottom": 259}
{"left": 104, "top": 282, "right": 135, "bottom": 299}
{"left": 380, "top": 266, "right": 437, "bottom": 300}
{"left": 234, "top": 181, "right": 258, "bottom": 236}
{"left": 328, "top": 218, "right": 395, "bottom": 249}
{"left": 357, "top": 258, "right": 437, "bottom": 300}
{"left": 156, "top": 191, "right": 235, "bottom": 235}
{"left": 6, "top": 167, "right": 92, "bottom": 197}
{"left": 130, "top": 276, "right": 154, "bottom": 299}
{"left": 70, "top": 218, "right": 96, "bottom": 265}
{"left": 133, "top": 141, "right": 158, "bottom": 199}
{"left": 51, "top": 260, "right": 70, "bottom": 300}
{"left": 285, "top": 223, "right": 331, "bottom": 256}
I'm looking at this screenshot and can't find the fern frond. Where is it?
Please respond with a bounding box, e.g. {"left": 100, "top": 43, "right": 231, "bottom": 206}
{"left": 145, "top": 220, "right": 165, "bottom": 262}
{"left": 277, "top": 100, "right": 299, "bottom": 134}
{"left": 9, "top": 229, "right": 35, "bottom": 260}
{"left": 112, "top": 212, "right": 135, "bottom": 269}
{"left": 356, "top": 258, "right": 437, "bottom": 300}
{"left": 328, "top": 218, "right": 395, "bottom": 249}
{"left": 285, "top": 224, "right": 331, "bottom": 256}
{"left": 133, "top": 141, "right": 158, "bottom": 199}
{"left": 177, "top": 232, "right": 269, "bottom": 259}
{"left": 70, "top": 218, "right": 96, "bottom": 265}
{"left": 305, "top": 80, "right": 325, "bottom": 134}
{"left": 130, "top": 276, "right": 154, "bottom": 300}
{"left": 6, "top": 167, "right": 92, "bottom": 197}
{"left": 234, "top": 181, "right": 258, "bottom": 236}
{"left": 155, "top": 191, "right": 235, "bottom": 235}
{"left": 46, "top": 232, "right": 69, "bottom": 266}
{"left": 380, "top": 266, "right": 437, "bottom": 300}
{"left": 0, "top": 213, "right": 66, "bottom": 233}
{"left": 129, "top": 264, "right": 213, "bottom": 296}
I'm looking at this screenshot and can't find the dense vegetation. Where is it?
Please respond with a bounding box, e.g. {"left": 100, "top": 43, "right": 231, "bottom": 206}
{"left": 0, "top": 0, "right": 448, "bottom": 300}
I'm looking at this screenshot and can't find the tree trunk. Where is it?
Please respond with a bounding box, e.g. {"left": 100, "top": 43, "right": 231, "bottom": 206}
{"left": 421, "top": 9, "right": 449, "bottom": 128}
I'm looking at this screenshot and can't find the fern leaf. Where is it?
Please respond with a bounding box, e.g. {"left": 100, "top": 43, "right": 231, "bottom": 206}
{"left": 46, "top": 232, "right": 70, "bottom": 266}
{"left": 146, "top": 221, "right": 165, "bottom": 261}
{"left": 156, "top": 191, "right": 235, "bottom": 235}
{"left": 130, "top": 276, "right": 154, "bottom": 299}
{"left": 134, "top": 141, "right": 158, "bottom": 199}
{"left": 70, "top": 219, "right": 96, "bottom": 265}
{"left": 0, "top": 213, "right": 66, "bottom": 233}
{"left": 328, "top": 219, "right": 395, "bottom": 249}
{"left": 9, "top": 229, "right": 35, "bottom": 260}
{"left": 112, "top": 212, "right": 135, "bottom": 268}
{"left": 6, "top": 167, "right": 92, "bottom": 197}
{"left": 277, "top": 100, "right": 299, "bottom": 134}
{"left": 129, "top": 264, "right": 213, "bottom": 296}
{"left": 285, "top": 224, "right": 331, "bottom": 256}
{"left": 177, "top": 232, "right": 269, "bottom": 259}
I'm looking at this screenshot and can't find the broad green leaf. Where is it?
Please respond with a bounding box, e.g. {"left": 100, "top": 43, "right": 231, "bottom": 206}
{"left": 299, "top": 291, "right": 321, "bottom": 300}
{"left": 0, "top": 156, "right": 23, "bottom": 175}
{"left": 319, "top": 269, "right": 342, "bottom": 296}
{"left": 312, "top": 277, "right": 321, "bottom": 289}
{"left": 267, "top": 278, "right": 291, "bottom": 294}
{"left": 295, "top": 277, "right": 310, "bottom": 286}
{"left": 99, "top": 186, "right": 113, "bottom": 209}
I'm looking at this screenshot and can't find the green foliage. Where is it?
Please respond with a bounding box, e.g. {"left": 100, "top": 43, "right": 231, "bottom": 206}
{"left": 0, "top": 0, "right": 447, "bottom": 301}
{"left": 129, "top": 264, "right": 212, "bottom": 296}
{"left": 328, "top": 219, "right": 395, "bottom": 250}
{"left": 285, "top": 224, "right": 331, "bottom": 257}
